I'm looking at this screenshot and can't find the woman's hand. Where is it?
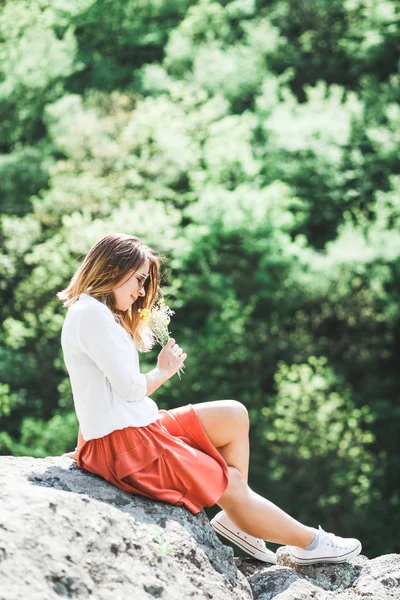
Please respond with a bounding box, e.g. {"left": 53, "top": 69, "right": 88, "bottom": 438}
{"left": 157, "top": 337, "right": 187, "bottom": 378}
{"left": 62, "top": 428, "right": 84, "bottom": 460}
{"left": 61, "top": 448, "right": 78, "bottom": 460}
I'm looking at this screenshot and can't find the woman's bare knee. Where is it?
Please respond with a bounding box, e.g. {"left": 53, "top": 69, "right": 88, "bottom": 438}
{"left": 235, "top": 400, "right": 250, "bottom": 430}
{"left": 226, "top": 400, "right": 250, "bottom": 432}
{"left": 216, "top": 466, "right": 248, "bottom": 507}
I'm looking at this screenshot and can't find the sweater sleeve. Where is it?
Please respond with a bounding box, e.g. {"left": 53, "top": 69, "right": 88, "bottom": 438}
{"left": 76, "top": 306, "right": 148, "bottom": 403}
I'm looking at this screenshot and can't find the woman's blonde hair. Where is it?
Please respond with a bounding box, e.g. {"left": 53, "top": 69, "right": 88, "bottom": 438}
{"left": 56, "top": 232, "right": 164, "bottom": 352}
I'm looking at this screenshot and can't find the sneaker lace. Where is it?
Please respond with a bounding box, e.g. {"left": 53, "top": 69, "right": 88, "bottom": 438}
{"left": 321, "top": 531, "right": 342, "bottom": 552}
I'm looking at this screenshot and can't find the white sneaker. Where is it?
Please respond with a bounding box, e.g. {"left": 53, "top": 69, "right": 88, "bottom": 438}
{"left": 210, "top": 510, "right": 277, "bottom": 564}
{"left": 288, "top": 525, "right": 362, "bottom": 565}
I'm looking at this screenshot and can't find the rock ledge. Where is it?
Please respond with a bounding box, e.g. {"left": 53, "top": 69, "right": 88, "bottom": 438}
{"left": 0, "top": 456, "right": 398, "bottom": 600}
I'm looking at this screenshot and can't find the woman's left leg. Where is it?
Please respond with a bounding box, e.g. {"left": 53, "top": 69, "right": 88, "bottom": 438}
{"left": 191, "top": 399, "right": 250, "bottom": 483}
{"left": 192, "top": 400, "right": 317, "bottom": 547}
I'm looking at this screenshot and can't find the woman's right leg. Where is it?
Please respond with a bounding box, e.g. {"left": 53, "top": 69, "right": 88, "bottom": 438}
{"left": 216, "top": 466, "right": 316, "bottom": 548}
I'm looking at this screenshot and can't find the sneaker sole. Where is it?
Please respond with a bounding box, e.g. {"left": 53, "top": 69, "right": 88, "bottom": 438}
{"left": 211, "top": 519, "right": 277, "bottom": 564}
{"left": 290, "top": 541, "right": 362, "bottom": 565}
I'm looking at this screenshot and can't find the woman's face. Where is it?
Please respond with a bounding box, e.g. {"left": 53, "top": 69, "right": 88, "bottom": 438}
{"left": 113, "top": 260, "right": 150, "bottom": 312}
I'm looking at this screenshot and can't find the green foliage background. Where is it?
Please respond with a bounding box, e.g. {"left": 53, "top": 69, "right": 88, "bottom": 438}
{"left": 1, "top": 0, "right": 399, "bottom": 558}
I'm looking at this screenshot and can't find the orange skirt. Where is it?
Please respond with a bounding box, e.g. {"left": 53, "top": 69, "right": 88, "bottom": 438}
{"left": 76, "top": 403, "right": 230, "bottom": 514}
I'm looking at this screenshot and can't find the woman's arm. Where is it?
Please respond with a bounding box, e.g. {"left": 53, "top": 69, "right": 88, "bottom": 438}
{"left": 78, "top": 308, "right": 148, "bottom": 403}
{"left": 144, "top": 338, "right": 186, "bottom": 396}
{"left": 144, "top": 367, "right": 170, "bottom": 396}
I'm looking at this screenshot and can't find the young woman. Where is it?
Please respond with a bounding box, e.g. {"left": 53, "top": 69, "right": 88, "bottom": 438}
{"left": 58, "top": 232, "right": 362, "bottom": 565}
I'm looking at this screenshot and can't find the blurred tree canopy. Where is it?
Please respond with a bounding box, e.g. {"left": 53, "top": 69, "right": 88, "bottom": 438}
{"left": 0, "top": 0, "right": 399, "bottom": 558}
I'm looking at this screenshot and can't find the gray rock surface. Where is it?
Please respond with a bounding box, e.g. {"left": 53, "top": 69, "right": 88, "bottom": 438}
{"left": 0, "top": 456, "right": 252, "bottom": 600}
{"left": 1, "top": 456, "right": 399, "bottom": 600}
{"left": 235, "top": 546, "right": 400, "bottom": 599}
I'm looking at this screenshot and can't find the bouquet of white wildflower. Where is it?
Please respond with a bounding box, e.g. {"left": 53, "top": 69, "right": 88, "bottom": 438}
{"left": 138, "top": 299, "right": 185, "bottom": 378}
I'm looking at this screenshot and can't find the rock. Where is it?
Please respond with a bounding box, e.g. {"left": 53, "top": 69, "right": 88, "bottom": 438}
{"left": 0, "top": 456, "right": 252, "bottom": 600}
{"left": 1, "top": 456, "right": 399, "bottom": 600}
{"left": 235, "top": 546, "right": 400, "bottom": 599}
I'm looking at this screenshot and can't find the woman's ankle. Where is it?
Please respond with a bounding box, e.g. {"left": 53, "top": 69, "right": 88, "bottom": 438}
{"left": 296, "top": 527, "right": 318, "bottom": 549}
